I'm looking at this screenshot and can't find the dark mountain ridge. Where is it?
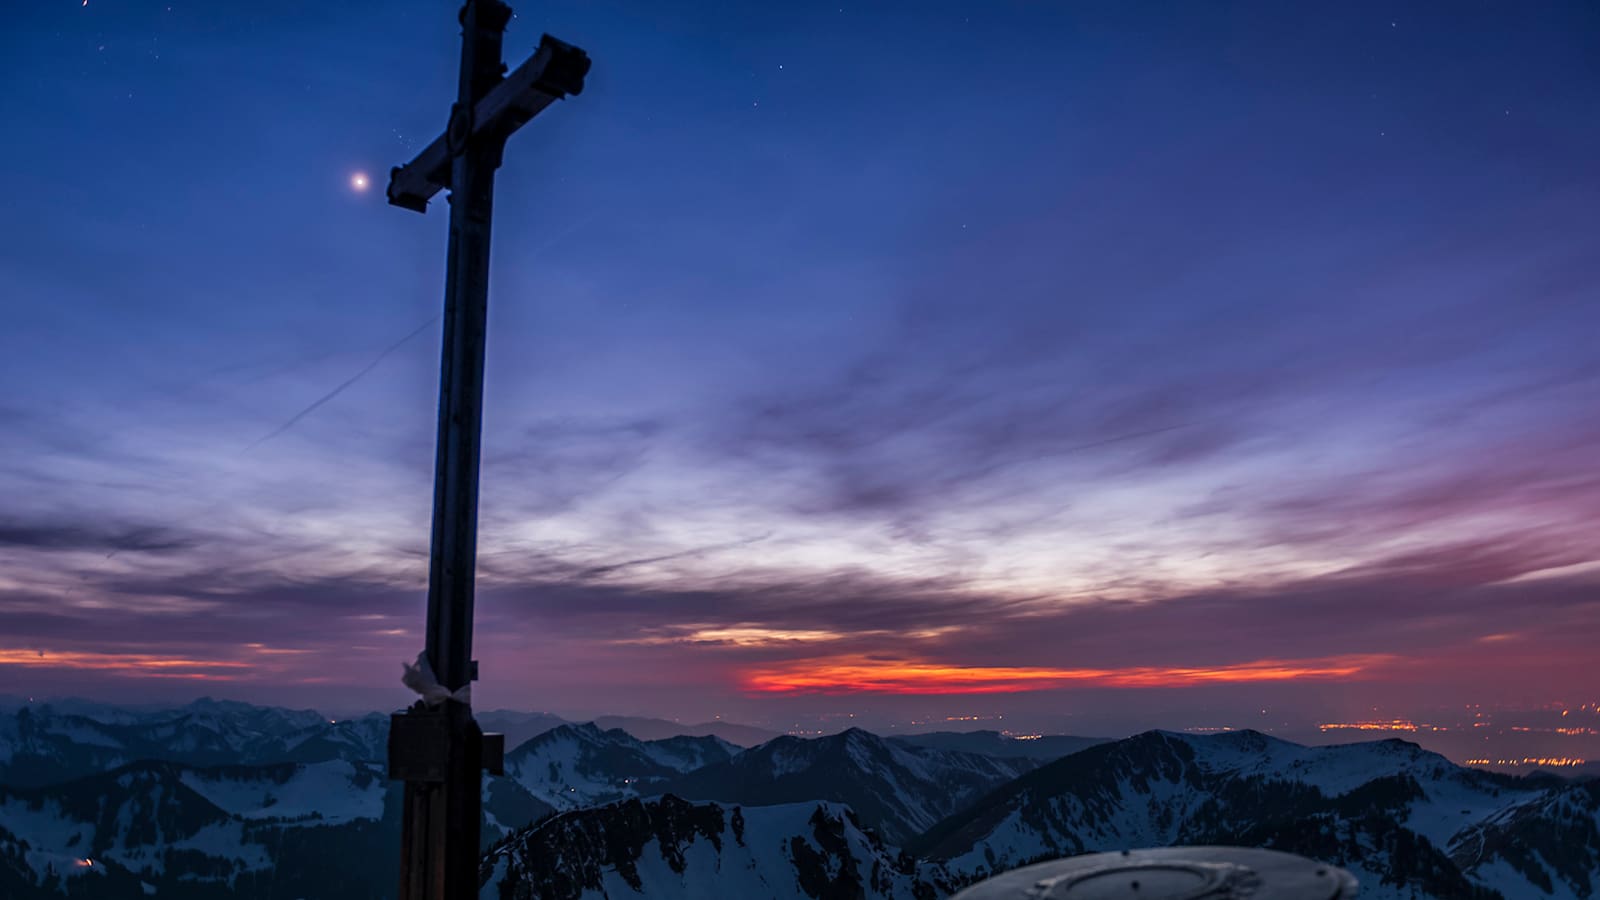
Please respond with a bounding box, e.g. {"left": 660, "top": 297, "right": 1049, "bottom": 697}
{"left": 0, "top": 701, "right": 390, "bottom": 788}
{"left": 659, "top": 726, "right": 1036, "bottom": 843}
{"left": 588, "top": 714, "right": 780, "bottom": 746}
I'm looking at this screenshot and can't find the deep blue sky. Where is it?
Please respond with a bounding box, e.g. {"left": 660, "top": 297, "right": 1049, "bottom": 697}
{"left": 2, "top": 0, "right": 1598, "bottom": 736}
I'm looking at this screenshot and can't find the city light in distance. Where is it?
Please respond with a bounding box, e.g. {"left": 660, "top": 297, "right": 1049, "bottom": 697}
{"left": 1319, "top": 720, "right": 1429, "bottom": 732}
{"left": 1464, "top": 757, "right": 1587, "bottom": 768}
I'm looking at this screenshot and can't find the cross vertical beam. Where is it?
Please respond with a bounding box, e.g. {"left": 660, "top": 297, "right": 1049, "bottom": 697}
{"left": 383, "top": 3, "right": 588, "bottom": 899}
{"left": 426, "top": 0, "right": 507, "bottom": 703}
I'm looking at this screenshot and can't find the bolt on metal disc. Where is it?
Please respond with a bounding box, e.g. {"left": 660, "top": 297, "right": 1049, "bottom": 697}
{"left": 951, "top": 846, "right": 1358, "bottom": 900}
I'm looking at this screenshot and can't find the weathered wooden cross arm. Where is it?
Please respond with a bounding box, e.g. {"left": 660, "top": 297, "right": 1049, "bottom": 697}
{"left": 387, "top": 34, "right": 591, "bottom": 213}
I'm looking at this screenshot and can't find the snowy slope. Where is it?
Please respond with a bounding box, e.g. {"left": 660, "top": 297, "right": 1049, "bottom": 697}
{"left": 481, "top": 795, "right": 961, "bottom": 900}
{"left": 908, "top": 729, "right": 1579, "bottom": 900}
{"left": 0, "top": 707, "right": 136, "bottom": 786}
{"left": 0, "top": 755, "right": 558, "bottom": 897}
{"left": 639, "top": 733, "right": 741, "bottom": 772}
{"left": 276, "top": 712, "right": 392, "bottom": 764}
{"left": 501, "top": 722, "right": 737, "bottom": 812}
{"left": 1451, "top": 776, "right": 1600, "bottom": 899}
{"left": 0, "top": 758, "right": 398, "bottom": 899}
{"left": 179, "top": 759, "right": 387, "bottom": 824}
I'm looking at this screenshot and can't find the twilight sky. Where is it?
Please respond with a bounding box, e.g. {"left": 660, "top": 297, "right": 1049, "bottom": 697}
{"left": 2, "top": 0, "right": 1598, "bottom": 732}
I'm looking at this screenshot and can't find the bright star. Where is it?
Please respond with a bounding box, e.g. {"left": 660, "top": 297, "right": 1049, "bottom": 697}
{"left": 350, "top": 172, "right": 370, "bottom": 192}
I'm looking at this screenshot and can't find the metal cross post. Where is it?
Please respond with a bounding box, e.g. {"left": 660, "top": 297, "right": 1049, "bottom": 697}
{"left": 383, "top": 3, "right": 588, "bottom": 899}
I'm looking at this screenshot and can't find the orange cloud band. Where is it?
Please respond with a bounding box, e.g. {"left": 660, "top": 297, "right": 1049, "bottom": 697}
{"left": 739, "top": 654, "right": 1392, "bottom": 695}
{"left": 0, "top": 648, "right": 251, "bottom": 680}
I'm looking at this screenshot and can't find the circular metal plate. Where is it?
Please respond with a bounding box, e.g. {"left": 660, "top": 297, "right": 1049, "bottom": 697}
{"left": 951, "top": 846, "right": 1358, "bottom": 900}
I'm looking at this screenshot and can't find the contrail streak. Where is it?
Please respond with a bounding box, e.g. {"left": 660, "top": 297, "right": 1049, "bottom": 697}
{"left": 249, "top": 314, "right": 439, "bottom": 449}
{"left": 575, "top": 532, "right": 775, "bottom": 579}
{"left": 247, "top": 205, "right": 606, "bottom": 450}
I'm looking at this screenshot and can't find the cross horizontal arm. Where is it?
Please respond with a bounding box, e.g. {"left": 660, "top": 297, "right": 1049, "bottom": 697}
{"left": 387, "top": 34, "right": 591, "bottom": 213}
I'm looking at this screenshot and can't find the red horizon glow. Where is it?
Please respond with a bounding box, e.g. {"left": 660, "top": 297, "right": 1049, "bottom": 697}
{"left": 0, "top": 648, "right": 249, "bottom": 680}
{"left": 737, "top": 653, "right": 1393, "bottom": 696}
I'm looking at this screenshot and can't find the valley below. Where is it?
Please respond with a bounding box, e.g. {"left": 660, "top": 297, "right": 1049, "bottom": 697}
{"left": 1, "top": 699, "right": 1595, "bottom": 899}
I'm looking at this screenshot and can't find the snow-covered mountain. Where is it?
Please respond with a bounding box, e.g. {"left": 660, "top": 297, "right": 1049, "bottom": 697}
{"left": 5, "top": 703, "right": 1597, "bottom": 900}
{"left": 0, "top": 700, "right": 392, "bottom": 787}
{"left": 480, "top": 794, "right": 961, "bottom": 900}
{"left": 908, "top": 729, "right": 1592, "bottom": 900}
{"left": 501, "top": 722, "right": 738, "bottom": 811}
{"left": 640, "top": 732, "right": 744, "bottom": 772}
{"left": 0, "top": 758, "right": 400, "bottom": 899}
{"left": 0, "top": 750, "right": 563, "bottom": 897}
{"left": 1450, "top": 776, "right": 1600, "bottom": 899}
{"left": 486, "top": 731, "right": 1597, "bottom": 900}
{"left": 660, "top": 727, "right": 1037, "bottom": 843}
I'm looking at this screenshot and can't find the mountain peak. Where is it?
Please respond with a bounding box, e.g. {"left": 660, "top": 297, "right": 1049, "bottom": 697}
{"left": 538, "top": 721, "right": 626, "bottom": 743}
{"left": 663, "top": 726, "right": 1034, "bottom": 843}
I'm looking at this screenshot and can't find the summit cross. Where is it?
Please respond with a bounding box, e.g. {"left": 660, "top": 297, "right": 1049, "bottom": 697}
{"left": 382, "top": 3, "right": 589, "bottom": 899}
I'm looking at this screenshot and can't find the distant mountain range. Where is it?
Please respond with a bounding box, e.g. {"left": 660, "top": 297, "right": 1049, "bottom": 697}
{"left": 477, "top": 710, "right": 571, "bottom": 750}
{"left": 590, "top": 715, "right": 781, "bottom": 747}
{"left": 662, "top": 727, "right": 1036, "bottom": 843}
{"left": 0, "top": 697, "right": 391, "bottom": 788}
{"left": 2, "top": 700, "right": 1596, "bottom": 899}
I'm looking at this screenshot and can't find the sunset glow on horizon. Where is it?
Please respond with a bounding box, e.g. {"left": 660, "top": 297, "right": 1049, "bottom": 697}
{"left": 0, "top": 648, "right": 250, "bottom": 680}
{"left": 739, "top": 654, "right": 1392, "bottom": 696}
